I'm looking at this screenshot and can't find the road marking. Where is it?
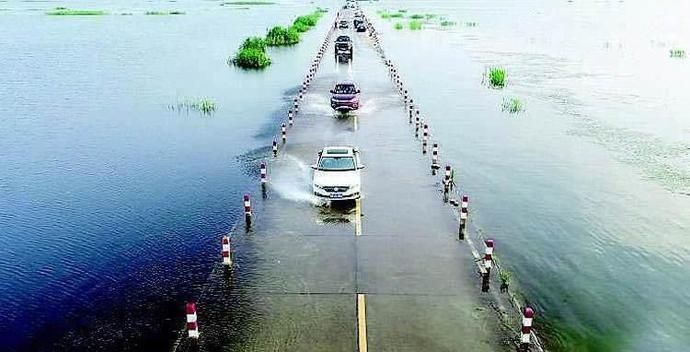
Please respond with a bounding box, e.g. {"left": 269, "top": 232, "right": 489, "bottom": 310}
{"left": 355, "top": 198, "right": 362, "bottom": 236}
{"left": 357, "top": 294, "right": 368, "bottom": 352}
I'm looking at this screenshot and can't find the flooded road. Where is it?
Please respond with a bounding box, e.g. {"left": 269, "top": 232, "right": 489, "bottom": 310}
{"left": 1, "top": 0, "right": 689, "bottom": 351}
{"left": 175, "top": 20, "right": 513, "bottom": 351}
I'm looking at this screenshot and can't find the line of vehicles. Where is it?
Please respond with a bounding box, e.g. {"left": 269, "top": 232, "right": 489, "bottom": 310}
{"left": 314, "top": 2, "right": 365, "bottom": 202}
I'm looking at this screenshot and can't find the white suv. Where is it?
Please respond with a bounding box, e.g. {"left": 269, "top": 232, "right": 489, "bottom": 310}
{"left": 312, "top": 146, "right": 364, "bottom": 200}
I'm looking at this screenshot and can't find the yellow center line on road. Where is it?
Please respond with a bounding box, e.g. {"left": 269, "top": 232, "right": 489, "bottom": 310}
{"left": 355, "top": 198, "right": 362, "bottom": 236}
{"left": 357, "top": 293, "right": 368, "bottom": 352}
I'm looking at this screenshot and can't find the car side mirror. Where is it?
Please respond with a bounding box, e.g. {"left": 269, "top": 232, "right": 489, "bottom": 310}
{"left": 358, "top": 165, "right": 365, "bottom": 169}
{"left": 356, "top": 89, "right": 361, "bottom": 94}
{"left": 311, "top": 165, "right": 318, "bottom": 170}
{"left": 329, "top": 89, "right": 335, "bottom": 94}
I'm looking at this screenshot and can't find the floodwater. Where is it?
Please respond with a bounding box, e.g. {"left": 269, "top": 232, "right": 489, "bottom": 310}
{"left": 1, "top": 0, "right": 689, "bottom": 352}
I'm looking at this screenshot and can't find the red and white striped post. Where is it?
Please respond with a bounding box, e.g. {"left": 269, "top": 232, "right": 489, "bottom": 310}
{"left": 221, "top": 236, "right": 232, "bottom": 266}
{"left": 272, "top": 139, "right": 278, "bottom": 157}
{"left": 288, "top": 110, "right": 294, "bottom": 126}
{"left": 422, "top": 124, "right": 429, "bottom": 153}
{"left": 243, "top": 194, "right": 252, "bottom": 226}
{"left": 186, "top": 302, "right": 199, "bottom": 338}
{"left": 260, "top": 161, "right": 268, "bottom": 185}
{"left": 293, "top": 98, "right": 299, "bottom": 113}
{"left": 431, "top": 143, "right": 440, "bottom": 173}
{"left": 443, "top": 165, "right": 452, "bottom": 200}
{"left": 484, "top": 239, "right": 494, "bottom": 274}
{"left": 459, "top": 195, "right": 468, "bottom": 240}
{"left": 521, "top": 306, "right": 535, "bottom": 351}
{"left": 281, "top": 123, "right": 287, "bottom": 143}
{"left": 408, "top": 105, "right": 414, "bottom": 123}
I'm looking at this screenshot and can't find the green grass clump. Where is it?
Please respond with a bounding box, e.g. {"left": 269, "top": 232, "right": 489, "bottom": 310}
{"left": 380, "top": 11, "right": 391, "bottom": 19}
{"left": 46, "top": 7, "right": 106, "bottom": 15}
{"left": 487, "top": 66, "right": 506, "bottom": 88}
{"left": 440, "top": 20, "right": 456, "bottom": 26}
{"left": 409, "top": 20, "right": 422, "bottom": 30}
{"left": 389, "top": 12, "right": 403, "bottom": 18}
{"left": 499, "top": 270, "right": 512, "bottom": 285}
{"left": 669, "top": 48, "right": 686, "bottom": 58}
{"left": 222, "top": 1, "right": 275, "bottom": 5}
{"left": 502, "top": 97, "right": 523, "bottom": 114}
{"left": 409, "top": 13, "right": 424, "bottom": 19}
{"left": 265, "top": 26, "right": 299, "bottom": 46}
{"left": 145, "top": 10, "right": 185, "bottom": 15}
{"left": 293, "top": 12, "right": 320, "bottom": 27}
{"left": 231, "top": 37, "right": 271, "bottom": 69}
{"left": 394, "top": 22, "right": 403, "bottom": 30}
{"left": 175, "top": 97, "right": 217, "bottom": 115}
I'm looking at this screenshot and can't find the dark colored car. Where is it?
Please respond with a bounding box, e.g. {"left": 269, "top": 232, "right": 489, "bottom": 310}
{"left": 338, "top": 20, "right": 349, "bottom": 29}
{"left": 356, "top": 23, "right": 366, "bottom": 32}
{"left": 334, "top": 35, "right": 353, "bottom": 61}
{"left": 330, "top": 81, "right": 361, "bottom": 112}
{"left": 354, "top": 17, "right": 364, "bottom": 27}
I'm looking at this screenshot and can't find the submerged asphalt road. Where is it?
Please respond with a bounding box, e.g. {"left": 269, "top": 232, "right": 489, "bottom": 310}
{"left": 176, "top": 14, "right": 514, "bottom": 352}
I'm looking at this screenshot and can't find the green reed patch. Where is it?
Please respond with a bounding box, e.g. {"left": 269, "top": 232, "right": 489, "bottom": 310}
{"left": 440, "top": 20, "right": 456, "bottom": 26}
{"left": 487, "top": 66, "right": 506, "bottom": 88}
{"left": 409, "top": 13, "right": 424, "bottom": 19}
{"left": 46, "top": 7, "right": 106, "bottom": 15}
{"left": 231, "top": 37, "right": 271, "bottom": 69}
{"left": 394, "top": 22, "right": 403, "bottom": 30}
{"left": 222, "top": 1, "right": 275, "bottom": 5}
{"left": 265, "top": 26, "right": 299, "bottom": 46}
{"left": 174, "top": 97, "right": 217, "bottom": 115}
{"left": 502, "top": 97, "right": 523, "bottom": 114}
{"left": 669, "top": 48, "right": 686, "bottom": 58}
{"left": 145, "top": 10, "right": 185, "bottom": 15}
{"left": 409, "top": 20, "right": 422, "bottom": 30}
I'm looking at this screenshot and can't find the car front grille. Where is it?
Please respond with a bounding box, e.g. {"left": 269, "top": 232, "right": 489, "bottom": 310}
{"left": 323, "top": 186, "right": 350, "bottom": 193}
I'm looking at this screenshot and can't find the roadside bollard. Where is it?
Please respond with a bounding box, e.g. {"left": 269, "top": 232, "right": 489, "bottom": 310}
{"left": 288, "top": 111, "right": 294, "bottom": 126}
{"left": 222, "top": 236, "right": 232, "bottom": 266}
{"left": 422, "top": 124, "right": 429, "bottom": 153}
{"left": 481, "top": 239, "right": 494, "bottom": 292}
{"left": 520, "top": 307, "right": 535, "bottom": 351}
{"left": 243, "top": 194, "right": 252, "bottom": 226}
{"left": 431, "top": 143, "right": 440, "bottom": 174}
{"left": 443, "top": 165, "right": 452, "bottom": 202}
{"left": 459, "top": 195, "right": 468, "bottom": 240}
{"left": 409, "top": 106, "right": 414, "bottom": 124}
{"left": 415, "top": 117, "right": 420, "bottom": 138}
{"left": 260, "top": 161, "right": 268, "bottom": 185}
{"left": 186, "top": 302, "right": 199, "bottom": 338}
{"left": 281, "top": 123, "right": 287, "bottom": 143}
{"left": 272, "top": 139, "right": 278, "bottom": 157}
{"left": 293, "top": 98, "right": 299, "bottom": 113}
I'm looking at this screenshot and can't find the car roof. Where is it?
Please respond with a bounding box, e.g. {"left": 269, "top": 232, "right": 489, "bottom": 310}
{"left": 322, "top": 146, "right": 355, "bottom": 156}
{"left": 335, "top": 35, "right": 351, "bottom": 41}
{"left": 335, "top": 80, "right": 357, "bottom": 86}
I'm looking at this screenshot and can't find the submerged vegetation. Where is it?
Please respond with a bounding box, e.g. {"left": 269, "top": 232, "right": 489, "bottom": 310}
{"left": 231, "top": 37, "right": 271, "bottom": 69}
{"left": 265, "top": 26, "right": 299, "bottom": 46}
{"left": 409, "top": 20, "right": 422, "bottom": 30}
{"left": 487, "top": 67, "right": 506, "bottom": 88}
{"left": 46, "top": 7, "right": 105, "bottom": 15}
{"left": 669, "top": 48, "right": 686, "bottom": 58}
{"left": 145, "top": 10, "right": 185, "bottom": 15}
{"left": 394, "top": 22, "right": 403, "bottom": 30}
{"left": 502, "top": 97, "right": 524, "bottom": 114}
{"left": 173, "top": 97, "right": 217, "bottom": 115}
{"left": 230, "top": 9, "right": 324, "bottom": 69}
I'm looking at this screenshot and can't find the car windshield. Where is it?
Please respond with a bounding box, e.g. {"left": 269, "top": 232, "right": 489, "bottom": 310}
{"left": 334, "top": 84, "right": 357, "bottom": 94}
{"left": 318, "top": 156, "right": 356, "bottom": 171}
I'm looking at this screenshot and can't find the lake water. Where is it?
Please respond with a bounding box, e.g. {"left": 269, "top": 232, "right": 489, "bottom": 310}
{"left": 1, "top": 0, "right": 689, "bottom": 351}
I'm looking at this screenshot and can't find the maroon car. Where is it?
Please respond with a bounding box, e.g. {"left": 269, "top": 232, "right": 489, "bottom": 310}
{"left": 330, "top": 81, "right": 360, "bottom": 112}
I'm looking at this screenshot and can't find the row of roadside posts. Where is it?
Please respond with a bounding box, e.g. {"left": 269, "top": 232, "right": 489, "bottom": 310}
{"left": 183, "top": 5, "right": 540, "bottom": 351}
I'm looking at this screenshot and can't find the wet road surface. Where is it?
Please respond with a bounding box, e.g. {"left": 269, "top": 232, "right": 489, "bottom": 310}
{"left": 176, "top": 13, "right": 514, "bottom": 352}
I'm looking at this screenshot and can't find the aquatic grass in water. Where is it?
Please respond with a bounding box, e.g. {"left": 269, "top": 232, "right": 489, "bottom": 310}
{"left": 265, "top": 26, "right": 299, "bottom": 46}
{"left": 46, "top": 7, "right": 106, "bottom": 15}
{"left": 173, "top": 98, "right": 217, "bottom": 115}
{"left": 409, "top": 13, "right": 424, "bottom": 19}
{"left": 389, "top": 12, "right": 403, "bottom": 18}
{"left": 440, "top": 20, "right": 456, "bottom": 26}
{"left": 145, "top": 10, "right": 185, "bottom": 15}
{"left": 409, "top": 20, "right": 422, "bottom": 30}
{"left": 487, "top": 66, "right": 506, "bottom": 88}
{"left": 231, "top": 37, "right": 270, "bottom": 69}
{"left": 221, "top": 1, "right": 275, "bottom": 5}
{"left": 669, "top": 48, "right": 685, "bottom": 58}
{"left": 502, "top": 97, "right": 524, "bottom": 114}
{"left": 394, "top": 22, "right": 403, "bottom": 30}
